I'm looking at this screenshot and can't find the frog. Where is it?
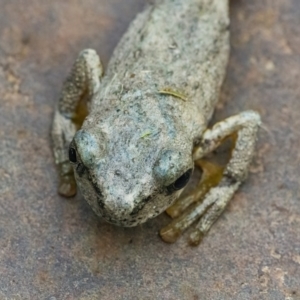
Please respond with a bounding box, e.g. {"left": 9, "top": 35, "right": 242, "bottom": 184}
{"left": 51, "top": 0, "right": 261, "bottom": 245}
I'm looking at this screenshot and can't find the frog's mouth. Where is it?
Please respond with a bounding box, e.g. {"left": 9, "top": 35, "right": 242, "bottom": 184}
{"left": 97, "top": 191, "right": 181, "bottom": 228}
{"left": 80, "top": 162, "right": 188, "bottom": 227}
{"left": 86, "top": 178, "right": 167, "bottom": 227}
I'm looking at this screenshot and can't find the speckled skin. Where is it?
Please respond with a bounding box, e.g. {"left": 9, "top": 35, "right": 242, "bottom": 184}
{"left": 76, "top": 0, "right": 229, "bottom": 226}
{"left": 52, "top": 0, "right": 260, "bottom": 233}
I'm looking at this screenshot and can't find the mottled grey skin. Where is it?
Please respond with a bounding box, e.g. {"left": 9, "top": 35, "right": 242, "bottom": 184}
{"left": 52, "top": 0, "right": 260, "bottom": 239}
{"left": 75, "top": 0, "right": 229, "bottom": 226}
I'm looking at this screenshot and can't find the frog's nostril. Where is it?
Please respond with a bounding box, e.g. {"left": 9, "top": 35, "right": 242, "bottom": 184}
{"left": 115, "top": 170, "right": 121, "bottom": 176}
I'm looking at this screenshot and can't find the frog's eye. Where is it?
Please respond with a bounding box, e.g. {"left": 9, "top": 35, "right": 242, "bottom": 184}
{"left": 167, "top": 168, "right": 193, "bottom": 193}
{"left": 74, "top": 129, "right": 106, "bottom": 168}
{"left": 69, "top": 147, "right": 77, "bottom": 163}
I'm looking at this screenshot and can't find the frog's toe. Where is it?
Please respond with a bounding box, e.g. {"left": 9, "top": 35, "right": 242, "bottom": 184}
{"left": 160, "top": 224, "right": 182, "bottom": 244}
{"left": 188, "top": 229, "right": 204, "bottom": 247}
{"left": 58, "top": 176, "right": 77, "bottom": 197}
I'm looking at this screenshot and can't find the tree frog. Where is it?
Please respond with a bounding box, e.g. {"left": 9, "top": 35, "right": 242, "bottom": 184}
{"left": 52, "top": 0, "right": 261, "bottom": 245}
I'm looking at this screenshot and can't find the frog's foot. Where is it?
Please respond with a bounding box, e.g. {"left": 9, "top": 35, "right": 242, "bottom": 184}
{"left": 160, "top": 176, "right": 238, "bottom": 245}
{"left": 51, "top": 49, "right": 103, "bottom": 197}
{"left": 165, "top": 160, "right": 224, "bottom": 219}
{"left": 160, "top": 160, "right": 225, "bottom": 245}
{"left": 57, "top": 161, "right": 77, "bottom": 197}
{"left": 160, "top": 110, "right": 261, "bottom": 245}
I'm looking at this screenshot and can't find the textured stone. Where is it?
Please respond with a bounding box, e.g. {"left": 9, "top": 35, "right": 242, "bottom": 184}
{"left": 0, "top": 0, "right": 300, "bottom": 299}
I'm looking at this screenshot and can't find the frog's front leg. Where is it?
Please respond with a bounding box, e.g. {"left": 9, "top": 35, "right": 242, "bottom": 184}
{"left": 51, "top": 49, "right": 103, "bottom": 197}
{"left": 160, "top": 110, "right": 261, "bottom": 245}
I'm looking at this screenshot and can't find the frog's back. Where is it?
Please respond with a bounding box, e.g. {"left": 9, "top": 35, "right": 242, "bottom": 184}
{"left": 91, "top": 0, "right": 229, "bottom": 141}
{"left": 98, "top": 0, "right": 228, "bottom": 112}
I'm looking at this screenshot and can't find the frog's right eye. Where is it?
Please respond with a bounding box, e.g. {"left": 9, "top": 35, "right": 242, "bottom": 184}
{"left": 167, "top": 168, "right": 193, "bottom": 193}
{"left": 69, "top": 147, "right": 77, "bottom": 163}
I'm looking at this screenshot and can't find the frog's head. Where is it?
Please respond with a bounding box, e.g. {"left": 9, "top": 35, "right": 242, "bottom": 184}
{"left": 69, "top": 121, "right": 194, "bottom": 227}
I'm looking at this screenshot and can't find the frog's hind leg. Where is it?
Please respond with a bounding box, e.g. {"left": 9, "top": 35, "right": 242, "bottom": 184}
{"left": 51, "top": 49, "right": 103, "bottom": 197}
{"left": 160, "top": 110, "right": 261, "bottom": 245}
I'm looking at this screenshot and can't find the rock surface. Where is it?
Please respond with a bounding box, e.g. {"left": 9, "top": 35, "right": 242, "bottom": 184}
{"left": 0, "top": 0, "right": 300, "bottom": 299}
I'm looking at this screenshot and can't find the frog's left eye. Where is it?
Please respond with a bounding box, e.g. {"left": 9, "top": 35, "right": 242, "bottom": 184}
{"left": 69, "top": 147, "right": 77, "bottom": 163}
{"left": 167, "top": 168, "right": 193, "bottom": 193}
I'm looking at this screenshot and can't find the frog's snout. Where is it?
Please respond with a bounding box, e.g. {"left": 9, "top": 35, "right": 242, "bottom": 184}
{"left": 97, "top": 189, "right": 148, "bottom": 227}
